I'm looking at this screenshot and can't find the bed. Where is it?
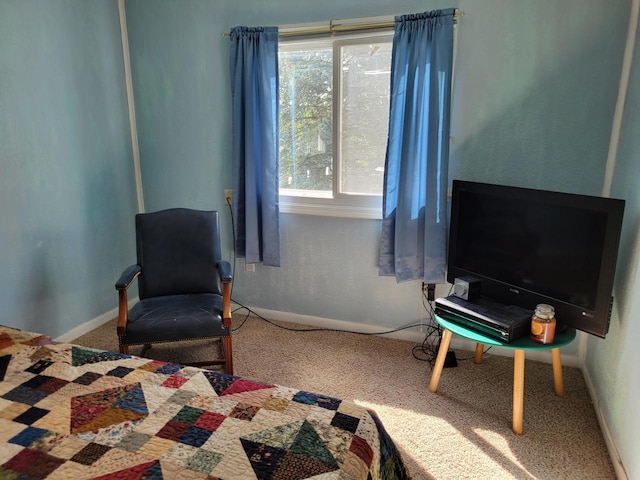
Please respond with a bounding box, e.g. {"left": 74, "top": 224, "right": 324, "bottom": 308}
{"left": 0, "top": 325, "right": 411, "bottom": 479}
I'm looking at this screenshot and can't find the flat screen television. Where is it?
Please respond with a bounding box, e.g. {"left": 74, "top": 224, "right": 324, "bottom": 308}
{"left": 447, "top": 180, "right": 625, "bottom": 338}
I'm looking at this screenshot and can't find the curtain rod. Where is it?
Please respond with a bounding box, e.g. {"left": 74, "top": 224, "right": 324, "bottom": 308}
{"left": 222, "top": 10, "right": 463, "bottom": 38}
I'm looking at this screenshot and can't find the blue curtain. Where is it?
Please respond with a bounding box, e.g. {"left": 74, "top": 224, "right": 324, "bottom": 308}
{"left": 230, "top": 26, "right": 280, "bottom": 266}
{"left": 378, "top": 10, "right": 455, "bottom": 283}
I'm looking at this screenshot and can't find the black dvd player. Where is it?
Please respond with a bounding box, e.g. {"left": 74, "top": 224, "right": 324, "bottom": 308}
{"left": 434, "top": 295, "right": 532, "bottom": 343}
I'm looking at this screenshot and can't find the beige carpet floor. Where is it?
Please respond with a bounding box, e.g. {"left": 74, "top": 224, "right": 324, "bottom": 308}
{"left": 72, "top": 314, "right": 615, "bottom": 480}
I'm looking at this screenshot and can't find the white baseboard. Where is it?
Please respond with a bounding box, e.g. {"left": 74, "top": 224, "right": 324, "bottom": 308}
{"left": 55, "top": 298, "right": 139, "bottom": 343}
{"left": 240, "top": 305, "right": 581, "bottom": 367}
{"left": 581, "top": 366, "right": 628, "bottom": 479}
{"left": 245, "top": 306, "right": 429, "bottom": 343}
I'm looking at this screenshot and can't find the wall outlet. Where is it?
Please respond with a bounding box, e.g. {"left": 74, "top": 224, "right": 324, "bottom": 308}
{"left": 224, "top": 189, "right": 233, "bottom": 205}
{"left": 422, "top": 282, "right": 436, "bottom": 301}
{"left": 245, "top": 263, "right": 255, "bottom": 272}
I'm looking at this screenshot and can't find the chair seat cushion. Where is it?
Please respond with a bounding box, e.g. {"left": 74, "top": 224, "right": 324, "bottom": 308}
{"left": 119, "top": 293, "right": 229, "bottom": 346}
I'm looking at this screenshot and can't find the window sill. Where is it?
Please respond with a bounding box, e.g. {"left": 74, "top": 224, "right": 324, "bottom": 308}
{"left": 279, "top": 196, "right": 382, "bottom": 219}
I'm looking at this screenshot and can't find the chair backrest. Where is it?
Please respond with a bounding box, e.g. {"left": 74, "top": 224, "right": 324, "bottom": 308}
{"left": 135, "top": 208, "right": 222, "bottom": 299}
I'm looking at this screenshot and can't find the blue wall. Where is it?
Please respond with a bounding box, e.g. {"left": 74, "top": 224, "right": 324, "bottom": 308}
{"left": 0, "top": 0, "right": 138, "bottom": 338}
{"left": 125, "top": 0, "right": 231, "bottom": 213}
{"left": 450, "top": 1, "right": 627, "bottom": 196}
{"left": 126, "top": 0, "right": 629, "bottom": 334}
{"left": 1, "top": 0, "right": 638, "bottom": 476}
{"left": 589, "top": 18, "right": 640, "bottom": 478}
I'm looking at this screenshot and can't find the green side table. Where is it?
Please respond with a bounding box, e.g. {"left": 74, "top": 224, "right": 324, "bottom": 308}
{"left": 429, "top": 314, "right": 576, "bottom": 434}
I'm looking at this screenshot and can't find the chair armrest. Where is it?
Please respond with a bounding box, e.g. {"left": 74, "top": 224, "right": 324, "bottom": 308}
{"left": 217, "top": 261, "right": 233, "bottom": 328}
{"left": 217, "top": 261, "right": 233, "bottom": 283}
{"left": 115, "top": 265, "right": 141, "bottom": 290}
{"left": 116, "top": 265, "right": 140, "bottom": 337}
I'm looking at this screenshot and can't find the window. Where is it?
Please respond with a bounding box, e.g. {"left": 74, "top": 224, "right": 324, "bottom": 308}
{"left": 278, "top": 31, "right": 393, "bottom": 219}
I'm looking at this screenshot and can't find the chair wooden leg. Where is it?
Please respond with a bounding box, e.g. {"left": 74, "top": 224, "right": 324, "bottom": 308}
{"left": 223, "top": 336, "right": 233, "bottom": 375}
{"left": 119, "top": 344, "right": 129, "bottom": 355}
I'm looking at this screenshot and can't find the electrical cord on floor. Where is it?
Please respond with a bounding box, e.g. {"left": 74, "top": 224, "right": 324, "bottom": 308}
{"left": 411, "top": 283, "right": 494, "bottom": 365}
{"left": 411, "top": 292, "right": 442, "bottom": 365}
{"left": 230, "top": 297, "right": 424, "bottom": 336}
{"left": 223, "top": 196, "right": 426, "bottom": 338}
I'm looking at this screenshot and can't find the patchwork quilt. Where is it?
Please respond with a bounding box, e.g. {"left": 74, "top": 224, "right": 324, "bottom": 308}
{"left": 0, "top": 326, "right": 411, "bottom": 479}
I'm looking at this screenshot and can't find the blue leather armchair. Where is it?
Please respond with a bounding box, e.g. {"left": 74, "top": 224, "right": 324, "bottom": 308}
{"left": 115, "top": 208, "right": 233, "bottom": 374}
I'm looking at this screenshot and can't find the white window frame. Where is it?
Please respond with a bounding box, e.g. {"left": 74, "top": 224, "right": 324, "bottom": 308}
{"left": 278, "top": 26, "right": 393, "bottom": 220}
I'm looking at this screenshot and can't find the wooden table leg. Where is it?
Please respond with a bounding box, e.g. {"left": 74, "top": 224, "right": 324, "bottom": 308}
{"left": 513, "top": 349, "right": 525, "bottom": 435}
{"left": 474, "top": 343, "right": 484, "bottom": 364}
{"left": 551, "top": 347, "right": 564, "bottom": 396}
{"left": 429, "top": 329, "right": 453, "bottom": 393}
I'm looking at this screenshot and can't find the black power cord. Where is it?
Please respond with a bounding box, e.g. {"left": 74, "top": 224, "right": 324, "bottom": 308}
{"left": 223, "top": 198, "right": 425, "bottom": 338}
{"left": 231, "top": 297, "right": 424, "bottom": 336}
{"left": 411, "top": 288, "right": 442, "bottom": 366}
{"left": 412, "top": 282, "right": 495, "bottom": 366}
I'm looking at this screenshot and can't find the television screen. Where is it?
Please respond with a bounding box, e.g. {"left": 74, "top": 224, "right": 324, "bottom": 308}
{"left": 447, "top": 180, "right": 625, "bottom": 338}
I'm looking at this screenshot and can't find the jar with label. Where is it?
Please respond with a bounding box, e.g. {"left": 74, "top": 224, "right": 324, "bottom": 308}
{"left": 530, "top": 304, "right": 556, "bottom": 344}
